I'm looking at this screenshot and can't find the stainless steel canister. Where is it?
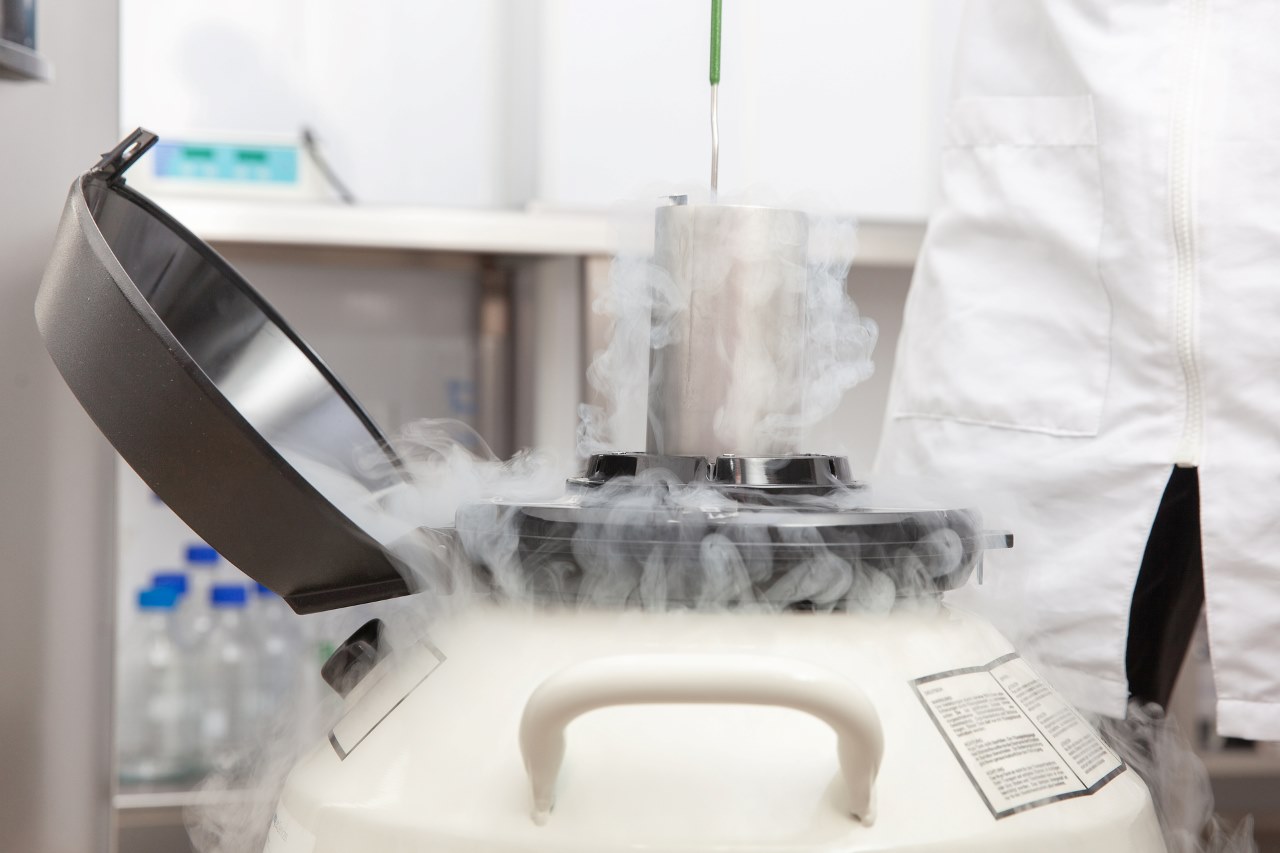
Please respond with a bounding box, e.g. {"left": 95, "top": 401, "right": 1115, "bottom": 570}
{"left": 647, "top": 203, "right": 810, "bottom": 457}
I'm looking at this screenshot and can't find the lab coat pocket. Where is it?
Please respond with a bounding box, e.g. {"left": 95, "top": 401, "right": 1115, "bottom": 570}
{"left": 893, "top": 95, "right": 1110, "bottom": 436}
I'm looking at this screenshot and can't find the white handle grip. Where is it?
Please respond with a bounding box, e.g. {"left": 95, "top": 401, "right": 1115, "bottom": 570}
{"left": 518, "top": 654, "right": 884, "bottom": 826}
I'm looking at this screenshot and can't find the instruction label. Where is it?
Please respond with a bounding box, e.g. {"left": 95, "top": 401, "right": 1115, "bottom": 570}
{"left": 911, "top": 653, "right": 1124, "bottom": 818}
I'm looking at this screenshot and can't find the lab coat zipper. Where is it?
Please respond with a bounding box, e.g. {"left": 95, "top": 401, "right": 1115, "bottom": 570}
{"left": 1171, "top": 0, "right": 1211, "bottom": 468}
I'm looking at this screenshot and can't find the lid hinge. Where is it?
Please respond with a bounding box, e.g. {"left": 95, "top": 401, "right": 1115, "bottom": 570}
{"left": 91, "top": 127, "right": 158, "bottom": 183}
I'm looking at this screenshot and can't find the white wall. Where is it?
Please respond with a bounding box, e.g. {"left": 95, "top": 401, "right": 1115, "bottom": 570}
{"left": 0, "top": 1, "right": 120, "bottom": 851}
{"left": 120, "top": 0, "right": 508, "bottom": 207}
{"left": 119, "top": 1, "right": 958, "bottom": 218}
{"left": 536, "top": 0, "right": 945, "bottom": 218}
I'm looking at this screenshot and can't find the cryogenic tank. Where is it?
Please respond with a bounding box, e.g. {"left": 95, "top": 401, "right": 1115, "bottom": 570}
{"left": 36, "top": 131, "right": 1166, "bottom": 853}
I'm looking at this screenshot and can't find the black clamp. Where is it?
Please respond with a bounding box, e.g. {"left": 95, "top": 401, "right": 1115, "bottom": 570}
{"left": 91, "top": 127, "right": 159, "bottom": 183}
{"left": 321, "top": 619, "right": 391, "bottom": 698}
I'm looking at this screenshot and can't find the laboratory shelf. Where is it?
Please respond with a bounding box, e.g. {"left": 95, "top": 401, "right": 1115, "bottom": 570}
{"left": 0, "top": 40, "right": 53, "bottom": 81}
{"left": 148, "top": 196, "right": 924, "bottom": 266}
{"left": 113, "top": 780, "right": 258, "bottom": 811}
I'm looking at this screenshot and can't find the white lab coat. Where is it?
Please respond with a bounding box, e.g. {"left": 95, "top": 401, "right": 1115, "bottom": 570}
{"left": 875, "top": 0, "right": 1280, "bottom": 739}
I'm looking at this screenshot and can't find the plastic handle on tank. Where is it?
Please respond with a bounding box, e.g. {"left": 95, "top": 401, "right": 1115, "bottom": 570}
{"left": 518, "top": 653, "right": 884, "bottom": 826}
{"left": 709, "top": 0, "right": 723, "bottom": 85}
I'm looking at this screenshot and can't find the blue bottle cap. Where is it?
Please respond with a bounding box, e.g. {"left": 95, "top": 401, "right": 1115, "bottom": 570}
{"left": 186, "top": 544, "right": 220, "bottom": 565}
{"left": 210, "top": 584, "right": 248, "bottom": 608}
{"left": 138, "top": 586, "right": 179, "bottom": 610}
{"left": 152, "top": 572, "right": 188, "bottom": 596}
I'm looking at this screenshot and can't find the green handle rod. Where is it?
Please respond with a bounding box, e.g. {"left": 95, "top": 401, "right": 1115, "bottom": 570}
{"left": 710, "top": 0, "right": 722, "bottom": 195}
{"left": 710, "top": 0, "right": 722, "bottom": 85}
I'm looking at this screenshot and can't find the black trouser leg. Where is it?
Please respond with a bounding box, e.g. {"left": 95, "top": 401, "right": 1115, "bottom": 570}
{"left": 1125, "top": 466, "right": 1205, "bottom": 709}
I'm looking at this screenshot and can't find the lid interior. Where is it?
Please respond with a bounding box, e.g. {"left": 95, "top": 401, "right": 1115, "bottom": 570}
{"left": 36, "top": 155, "right": 416, "bottom": 612}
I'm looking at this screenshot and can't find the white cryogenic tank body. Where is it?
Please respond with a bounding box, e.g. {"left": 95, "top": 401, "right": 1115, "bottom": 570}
{"left": 265, "top": 605, "right": 1165, "bottom": 853}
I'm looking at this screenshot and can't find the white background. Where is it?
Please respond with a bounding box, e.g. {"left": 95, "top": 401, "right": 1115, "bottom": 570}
{"left": 120, "top": 0, "right": 962, "bottom": 215}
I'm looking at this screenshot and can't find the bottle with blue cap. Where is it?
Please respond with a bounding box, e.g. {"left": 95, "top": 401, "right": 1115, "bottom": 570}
{"left": 253, "top": 583, "right": 301, "bottom": 719}
{"left": 184, "top": 544, "right": 221, "bottom": 608}
{"left": 151, "top": 571, "right": 195, "bottom": 646}
{"left": 199, "top": 583, "right": 260, "bottom": 763}
{"left": 184, "top": 544, "right": 222, "bottom": 594}
{"left": 117, "top": 585, "right": 199, "bottom": 783}
{"left": 182, "top": 543, "right": 222, "bottom": 654}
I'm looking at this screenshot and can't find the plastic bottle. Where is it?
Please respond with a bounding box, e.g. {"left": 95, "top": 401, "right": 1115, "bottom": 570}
{"left": 183, "top": 545, "right": 221, "bottom": 649}
{"left": 149, "top": 570, "right": 210, "bottom": 768}
{"left": 253, "top": 583, "right": 301, "bottom": 723}
{"left": 184, "top": 545, "right": 221, "bottom": 601}
{"left": 117, "top": 586, "right": 199, "bottom": 783}
{"left": 151, "top": 571, "right": 190, "bottom": 639}
{"left": 199, "top": 584, "right": 259, "bottom": 764}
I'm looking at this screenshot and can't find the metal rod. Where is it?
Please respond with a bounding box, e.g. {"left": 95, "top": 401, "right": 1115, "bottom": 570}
{"left": 710, "top": 84, "right": 719, "bottom": 195}
{"left": 709, "top": 0, "right": 722, "bottom": 195}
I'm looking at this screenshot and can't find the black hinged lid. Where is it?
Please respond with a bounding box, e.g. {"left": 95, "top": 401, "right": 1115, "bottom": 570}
{"left": 35, "top": 129, "right": 417, "bottom": 613}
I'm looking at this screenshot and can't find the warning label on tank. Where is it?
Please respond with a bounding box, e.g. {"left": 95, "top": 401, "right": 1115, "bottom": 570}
{"left": 911, "top": 653, "right": 1124, "bottom": 819}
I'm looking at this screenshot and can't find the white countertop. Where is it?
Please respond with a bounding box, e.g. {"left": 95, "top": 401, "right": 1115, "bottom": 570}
{"left": 152, "top": 196, "right": 924, "bottom": 267}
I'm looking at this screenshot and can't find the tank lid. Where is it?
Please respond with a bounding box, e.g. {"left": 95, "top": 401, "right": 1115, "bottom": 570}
{"left": 36, "top": 129, "right": 416, "bottom": 614}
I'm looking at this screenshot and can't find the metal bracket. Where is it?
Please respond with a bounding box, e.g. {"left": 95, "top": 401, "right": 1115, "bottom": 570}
{"left": 321, "top": 618, "right": 391, "bottom": 698}
{"left": 91, "top": 127, "right": 159, "bottom": 183}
